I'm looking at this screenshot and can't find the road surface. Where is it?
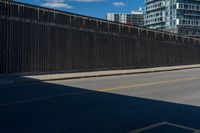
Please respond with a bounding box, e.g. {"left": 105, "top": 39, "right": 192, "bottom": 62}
{"left": 1, "top": 68, "right": 200, "bottom": 133}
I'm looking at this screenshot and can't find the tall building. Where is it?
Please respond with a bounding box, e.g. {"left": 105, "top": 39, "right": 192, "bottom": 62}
{"left": 106, "top": 8, "right": 144, "bottom": 27}
{"left": 144, "top": 0, "right": 200, "bottom": 37}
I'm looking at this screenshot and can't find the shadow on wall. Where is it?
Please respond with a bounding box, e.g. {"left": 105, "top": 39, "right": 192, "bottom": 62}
{"left": 0, "top": 76, "right": 200, "bottom": 133}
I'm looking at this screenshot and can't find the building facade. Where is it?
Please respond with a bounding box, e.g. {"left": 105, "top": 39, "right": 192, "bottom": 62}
{"left": 106, "top": 9, "right": 144, "bottom": 27}
{"left": 144, "top": 0, "right": 200, "bottom": 37}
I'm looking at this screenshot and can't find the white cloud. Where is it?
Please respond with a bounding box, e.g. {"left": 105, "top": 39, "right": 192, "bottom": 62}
{"left": 45, "top": 0, "right": 65, "bottom": 2}
{"left": 41, "top": 2, "right": 72, "bottom": 9}
{"left": 112, "top": 2, "right": 125, "bottom": 7}
{"left": 41, "top": 0, "right": 72, "bottom": 9}
{"left": 68, "top": 0, "right": 104, "bottom": 2}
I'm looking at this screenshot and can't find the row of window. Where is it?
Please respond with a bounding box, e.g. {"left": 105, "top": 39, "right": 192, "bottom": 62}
{"left": 177, "top": 3, "right": 200, "bottom": 11}
{"left": 178, "top": 19, "right": 200, "bottom": 26}
{"left": 145, "top": 12, "right": 162, "bottom": 20}
{"left": 145, "top": 1, "right": 165, "bottom": 12}
{"left": 145, "top": 18, "right": 163, "bottom": 25}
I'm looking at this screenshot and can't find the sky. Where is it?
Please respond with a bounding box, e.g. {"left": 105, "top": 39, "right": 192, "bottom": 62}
{"left": 15, "top": 0, "right": 144, "bottom": 19}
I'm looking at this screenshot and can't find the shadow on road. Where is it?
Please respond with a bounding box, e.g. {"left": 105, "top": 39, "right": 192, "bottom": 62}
{"left": 0, "top": 76, "right": 200, "bottom": 133}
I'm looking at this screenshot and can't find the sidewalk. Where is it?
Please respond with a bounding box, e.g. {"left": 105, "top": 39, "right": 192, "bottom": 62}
{"left": 1, "top": 64, "right": 200, "bottom": 85}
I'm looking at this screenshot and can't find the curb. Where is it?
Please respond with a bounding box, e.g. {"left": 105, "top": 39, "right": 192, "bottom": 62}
{"left": 2, "top": 66, "right": 200, "bottom": 85}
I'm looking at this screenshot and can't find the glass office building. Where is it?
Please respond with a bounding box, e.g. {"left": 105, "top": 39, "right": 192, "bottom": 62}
{"left": 144, "top": 0, "right": 200, "bottom": 37}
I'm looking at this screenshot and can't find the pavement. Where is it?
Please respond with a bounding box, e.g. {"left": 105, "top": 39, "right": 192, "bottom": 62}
{"left": 1, "top": 64, "right": 200, "bottom": 84}
{"left": 1, "top": 67, "right": 200, "bottom": 132}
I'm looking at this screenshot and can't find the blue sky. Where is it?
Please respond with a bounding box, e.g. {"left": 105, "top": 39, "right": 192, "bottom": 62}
{"left": 16, "top": 0, "right": 144, "bottom": 19}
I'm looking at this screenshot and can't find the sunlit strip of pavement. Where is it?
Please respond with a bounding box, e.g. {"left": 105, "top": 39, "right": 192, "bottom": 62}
{"left": 99, "top": 76, "right": 200, "bottom": 92}
{"left": 1, "top": 76, "right": 200, "bottom": 107}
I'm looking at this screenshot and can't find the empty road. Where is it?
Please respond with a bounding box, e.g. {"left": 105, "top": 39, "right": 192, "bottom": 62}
{"left": 1, "top": 68, "right": 200, "bottom": 133}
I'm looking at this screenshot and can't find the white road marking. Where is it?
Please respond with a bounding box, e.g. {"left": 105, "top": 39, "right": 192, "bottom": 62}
{"left": 130, "top": 122, "right": 200, "bottom": 133}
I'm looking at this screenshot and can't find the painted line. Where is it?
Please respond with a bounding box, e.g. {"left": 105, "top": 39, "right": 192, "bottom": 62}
{"left": 130, "top": 122, "right": 200, "bottom": 133}
{"left": 0, "top": 91, "right": 93, "bottom": 106}
{"left": 166, "top": 122, "right": 200, "bottom": 133}
{"left": 99, "top": 77, "right": 200, "bottom": 92}
{"left": 130, "top": 122, "right": 167, "bottom": 133}
{"left": 1, "top": 76, "right": 200, "bottom": 106}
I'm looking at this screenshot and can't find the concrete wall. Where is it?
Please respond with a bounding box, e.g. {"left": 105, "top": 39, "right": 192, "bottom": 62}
{"left": 1, "top": 1, "right": 200, "bottom": 74}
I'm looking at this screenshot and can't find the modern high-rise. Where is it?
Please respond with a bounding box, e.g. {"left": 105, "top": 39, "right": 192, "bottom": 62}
{"left": 106, "top": 8, "right": 144, "bottom": 27}
{"left": 144, "top": 0, "right": 200, "bottom": 37}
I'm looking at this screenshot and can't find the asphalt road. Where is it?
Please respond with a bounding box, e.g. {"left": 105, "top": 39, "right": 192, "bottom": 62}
{"left": 1, "top": 68, "right": 200, "bottom": 133}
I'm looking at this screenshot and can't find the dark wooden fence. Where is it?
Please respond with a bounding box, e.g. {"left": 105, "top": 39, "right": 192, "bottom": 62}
{"left": 1, "top": 1, "right": 200, "bottom": 74}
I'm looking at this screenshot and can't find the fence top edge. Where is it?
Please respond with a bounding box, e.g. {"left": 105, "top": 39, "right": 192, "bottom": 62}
{"left": 1, "top": 0, "right": 200, "bottom": 42}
